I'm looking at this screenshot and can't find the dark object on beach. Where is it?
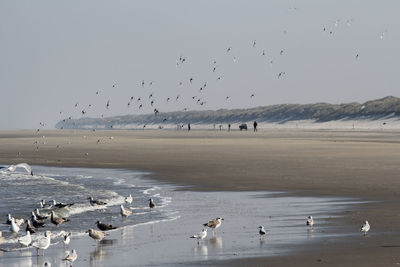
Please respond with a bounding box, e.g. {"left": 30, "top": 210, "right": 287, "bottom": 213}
{"left": 188, "top": 123, "right": 191, "bottom": 131}
{"left": 228, "top": 124, "right": 231, "bottom": 131}
{"left": 149, "top": 198, "right": 156, "bottom": 208}
{"left": 51, "top": 211, "right": 70, "bottom": 226}
{"left": 253, "top": 121, "right": 258, "bottom": 132}
{"left": 88, "top": 196, "right": 107, "bottom": 206}
{"left": 31, "top": 216, "right": 46, "bottom": 228}
{"left": 96, "top": 221, "right": 117, "bottom": 231}
{"left": 239, "top": 124, "right": 247, "bottom": 131}
{"left": 26, "top": 220, "right": 36, "bottom": 234}
{"left": 52, "top": 200, "right": 74, "bottom": 209}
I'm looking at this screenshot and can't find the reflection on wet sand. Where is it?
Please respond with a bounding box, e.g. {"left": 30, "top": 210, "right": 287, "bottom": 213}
{"left": 90, "top": 239, "right": 116, "bottom": 264}
{"left": 307, "top": 228, "right": 314, "bottom": 238}
{"left": 208, "top": 236, "right": 223, "bottom": 250}
{"left": 193, "top": 244, "right": 208, "bottom": 259}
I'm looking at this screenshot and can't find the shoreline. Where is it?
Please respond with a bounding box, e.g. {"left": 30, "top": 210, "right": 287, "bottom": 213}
{"left": 1, "top": 129, "right": 400, "bottom": 266}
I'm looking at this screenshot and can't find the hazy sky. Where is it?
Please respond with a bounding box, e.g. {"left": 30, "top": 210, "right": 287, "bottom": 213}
{"left": 1, "top": 0, "right": 399, "bottom": 129}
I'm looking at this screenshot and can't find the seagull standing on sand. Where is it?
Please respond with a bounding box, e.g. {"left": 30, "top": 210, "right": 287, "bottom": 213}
{"left": 18, "top": 231, "right": 31, "bottom": 248}
{"left": 361, "top": 220, "right": 370, "bottom": 235}
{"left": 149, "top": 198, "right": 156, "bottom": 208}
{"left": 190, "top": 229, "right": 207, "bottom": 245}
{"left": 31, "top": 213, "right": 46, "bottom": 228}
{"left": 52, "top": 200, "right": 74, "bottom": 208}
{"left": 10, "top": 218, "right": 20, "bottom": 233}
{"left": 63, "top": 232, "right": 72, "bottom": 247}
{"left": 63, "top": 249, "right": 78, "bottom": 264}
{"left": 203, "top": 217, "right": 224, "bottom": 234}
{"left": 88, "top": 196, "right": 107, "bottom": 206}
{"left": 258, "top": 226, "right": 267, "bottom": 239}
{"left": 120, "top": 205, "right": 132, "bottom": 217}
{"left": 87, "top": 229, "right": 106, "bottom": 241}
{"left": 32, "top": 231, "right": 51, "bottom": 256}
{"left": 35, "top": 208, "right": 49, "bottom": 220}
{"left": 96, "top": 221, "right": 117, "bottom": 231}
{"left": 26, "top": 220, "right": 36, "bottom": 234}
{"left": 306, "top": 216, "right": 314, "bottom": 226}
{"left": 50, "top": 211, "right": 70, "bottom": 226}
{"left": 125, "top": 194, "right": 133, "bottom": 204}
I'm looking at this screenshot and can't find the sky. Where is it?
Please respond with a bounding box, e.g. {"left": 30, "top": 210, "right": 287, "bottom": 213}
{"left": 0, "top": 0, "right": 399, "bottom": 129}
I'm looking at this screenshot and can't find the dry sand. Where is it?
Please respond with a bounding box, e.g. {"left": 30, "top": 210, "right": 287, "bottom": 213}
{"left": 1, "top": 129, "right": 400, "bottom": 266}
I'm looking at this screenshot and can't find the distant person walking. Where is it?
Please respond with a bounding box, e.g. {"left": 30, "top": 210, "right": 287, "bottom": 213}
{"left": 228, "top": 124, "right": 231, "bottom": 132}
{"left": 253, "top": 121, "right": 258, "bottom": 132}
{"left": 188, "top": 123, "right": 191, "bottom": 131}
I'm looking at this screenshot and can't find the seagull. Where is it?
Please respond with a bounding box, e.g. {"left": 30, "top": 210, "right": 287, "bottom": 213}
{"left": 18, "top": 231, "right": 31, "bottom": 248}
{"left": 31, "top": 213, "right": 46, "bottom": 228}
{"left": 125, "top": 194, "right": 133, "bottom": 204}
{"left": 32, "top": 231, "right": 51, "bottom": 256}
{"left": 189, "top": 78, "right": 193, "bottom": 84}
{"left": 258, "top": 226, "right": 267, "bottom": 239}
{"left": 280, "top": 49, "right": 285, "bottom": 55}
{"left": 253, "top": 40, "right": 256, "bottom": 47}
{"left": 26, "top": 220, "right": 36, "bottom": 234}
{"left": 190, "top": 229, "right": 207, "bottom": 244}
{"left": 106, "top": 100, "right": 110, "bottom": 109}
{"left": 380, "top": 31, "right": 387, "bottom": 40}
{"left": 63, "top": 249, "right": 78, "bottom": 264}
{"left": 203, "top": 217, "right": 224, "bottom": 233}
{"left": 88, "top": 196, "right": 107, "bottom": 206}
{"left": 355, "top": 53, "right": 359, "bottom": 59}
{"left": 278, "top": 72, "right": 286, "bottom": 78}
{"left": 5, "top": 163, "right": 32, "bottom": 174}
{"left": 306, "top": 216, "right": 314, "bottom": 226}
{"left": 10, "top": 218, "right": 20, "bottom": 233}
{"left": 50, "top": 211, "right": 70, "bottom": 226}
{"left": 120, "top": 205, "right": 132, "bottom": 217}
{"left": 96, "top": 221, "right": 117, "bottom": 231}
{"left": 52, "top": 200, "right": 74, "bottom": 208}
{"left": 63, "top": 232, "right": 72, "bottom": 247}
{"left": 250, "top": 94, "right": 255, "bottom": 98}
{"left": 361, "top": 220, "right": 370, "bottom": 235}
{"left": 149, "top": 198, "right": 156, "bottom": 208}
{"left": 35, "top": 208, "right": 49, "bottom": 220}
{"left": 87, "top": 229, "right": 105, "bottom": 241}
{"left": 226, "top": 47, "right": 231, "bottom": 53}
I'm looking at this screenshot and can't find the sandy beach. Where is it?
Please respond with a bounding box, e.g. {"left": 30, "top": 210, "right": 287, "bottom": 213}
{"left": 1, "top": 129, "right": 400, "bottom": 266}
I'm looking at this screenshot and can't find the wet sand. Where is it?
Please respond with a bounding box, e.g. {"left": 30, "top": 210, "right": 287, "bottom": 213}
{"left": 1, "top": 129, "right": 400, "bottom": 266}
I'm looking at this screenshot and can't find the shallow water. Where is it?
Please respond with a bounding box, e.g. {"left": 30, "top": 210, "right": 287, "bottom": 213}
{"left": 0, "top": 166, "right": 176, "bottom": 252}
{"left": 0, "top": 166, "right": 365, "bottom": 266}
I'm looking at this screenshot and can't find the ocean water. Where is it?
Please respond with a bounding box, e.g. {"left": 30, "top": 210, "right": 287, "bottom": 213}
{"left": 0, "top": 166, "right": 177, "bottom": 252}
{"left": 0, "top": 165, "right": 366, "bottom": 266}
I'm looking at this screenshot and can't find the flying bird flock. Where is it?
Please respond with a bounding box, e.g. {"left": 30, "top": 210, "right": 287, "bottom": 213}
{"left": 37, "top": 14, "right": 389, "bottom": 133}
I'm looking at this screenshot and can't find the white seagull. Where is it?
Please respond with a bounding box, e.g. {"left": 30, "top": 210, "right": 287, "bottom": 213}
{"left": 125, "top": 194, "right": 133, "bottom": 204}
{"left": 32, "top": 231, "right": 51, "bottom": 255}
{"left": 258, "top": 226, "right": 267, "bottom": 239}
{"left": 10, "top": 218, "right": 20, "bottom": 233}
{"left": 306, "top": 216, "right": 314, "bottom": 226}
{"left": 63, "top": 232, "right": 72, "bottom": 247}
{"left": 361, "top": 220, "right": 370, "bottom": 235}
{"left": 190, "top": 229, "right": 207, "bottom": 244}
{"left": 18, "top": 231, "right": 32, "bottom": 248}
{"left": 120, "top": 205, "right": 132, "bottom": 217}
